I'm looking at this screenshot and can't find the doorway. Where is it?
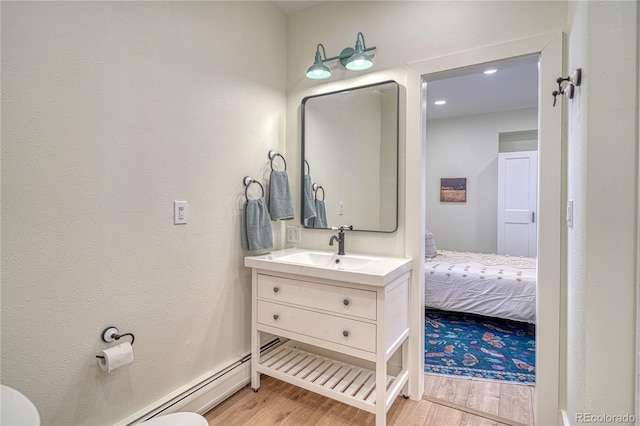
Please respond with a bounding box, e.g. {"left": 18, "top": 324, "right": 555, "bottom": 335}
{"left": 422, "top": 55, "right": 539, "bottom": 423}
{"left": 405, "top": 33, "right": 564, "bottom": 425}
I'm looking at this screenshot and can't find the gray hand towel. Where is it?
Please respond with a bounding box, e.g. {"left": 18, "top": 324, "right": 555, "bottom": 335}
{"left": 268, "top": 170, "right": 294, "bottom": 221}
{"left": 303, "top": 175, "right": 317, "bottom": 220}
{"left": 308, "top": 199, "right": 327, "bottom": 229}
{"left": 241, "top": 198, "right": 273, "bottom": 252}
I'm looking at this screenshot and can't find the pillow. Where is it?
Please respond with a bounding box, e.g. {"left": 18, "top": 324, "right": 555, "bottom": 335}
{"left": 425, "top": 229, "right": 438, "bottom": 258}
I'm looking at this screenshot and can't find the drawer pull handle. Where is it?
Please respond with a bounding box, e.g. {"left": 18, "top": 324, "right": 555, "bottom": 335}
{"left": 343, "top": 330, "right": 349, "bottom": 337}
{"left": 273, "top": 314, "right": 279, "bottom": 320}
{"left": 343, "top": 299, "right": 350, "bottom": 306}
{"left": 273, "top": 287, "right": 279, "bottom": 293}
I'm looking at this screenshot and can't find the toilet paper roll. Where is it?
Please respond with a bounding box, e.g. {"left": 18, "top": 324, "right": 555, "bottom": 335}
{"left": 97, "top": 342, "right": 134, "bottom": 373}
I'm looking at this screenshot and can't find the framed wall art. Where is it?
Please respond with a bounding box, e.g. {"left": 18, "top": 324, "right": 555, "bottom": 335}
{"left": 440, "top": 178, "right": 467, "bottom": 202}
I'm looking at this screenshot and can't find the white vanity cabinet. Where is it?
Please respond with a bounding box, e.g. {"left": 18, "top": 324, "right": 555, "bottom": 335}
{"left": 247, "top": 257, "right": 411, "bottom": 426}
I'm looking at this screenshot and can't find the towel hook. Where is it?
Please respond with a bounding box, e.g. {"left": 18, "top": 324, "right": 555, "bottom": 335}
{"left": 268, "top": 150, "right": 287, "bottom": 171}
{"left": 304, "top": 160, "right": 310, "bottom": 176}
{"left": 552, "top": 68, "right": 582, "bottom": 107}
{"left": 243, "top": 176, "right": 264, "bottom": 200}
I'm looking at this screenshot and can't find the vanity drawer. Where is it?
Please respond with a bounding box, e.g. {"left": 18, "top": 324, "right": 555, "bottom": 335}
{"left": 257, "top": 274, "right": 376, "bottom": 320}
{"left": 257, "top": 300, "right": 376, "bottom": 353}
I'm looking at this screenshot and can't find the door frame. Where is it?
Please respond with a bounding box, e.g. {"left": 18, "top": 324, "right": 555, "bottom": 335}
{"left": 405, "top": 32, "right": 564, "bottom": 424}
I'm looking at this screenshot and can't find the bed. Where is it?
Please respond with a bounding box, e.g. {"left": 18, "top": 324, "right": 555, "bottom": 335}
{"left": 425, "top": 250, "right": 537, "bottom": 323}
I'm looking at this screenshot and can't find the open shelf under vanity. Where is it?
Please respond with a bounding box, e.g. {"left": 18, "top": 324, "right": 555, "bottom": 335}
{"left": 257, "top": 342, "right": 409, "bottom": 415}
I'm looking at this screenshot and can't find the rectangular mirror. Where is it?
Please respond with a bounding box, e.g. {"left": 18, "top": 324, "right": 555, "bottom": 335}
{"left": 301, "top": 80, "right": 399, "bottom": 232}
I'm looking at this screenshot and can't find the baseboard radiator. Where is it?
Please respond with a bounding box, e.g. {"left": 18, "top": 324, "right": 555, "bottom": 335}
{"left": 122, "top": 338, "right": 281, "bottom": 425}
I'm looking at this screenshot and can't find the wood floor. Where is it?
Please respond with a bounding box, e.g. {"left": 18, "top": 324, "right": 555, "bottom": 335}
{"left": 205, "top": 374, "right": 534, "bottom": 426}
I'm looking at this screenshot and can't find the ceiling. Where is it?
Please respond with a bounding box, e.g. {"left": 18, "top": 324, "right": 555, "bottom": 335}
{"left": 425, "top": 55, "right": 539, "bottom": 120}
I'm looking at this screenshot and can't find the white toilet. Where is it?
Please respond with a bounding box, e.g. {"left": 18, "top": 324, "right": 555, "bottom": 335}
{"left": 0, "top": 385, "right": 206, "bottom": 426}
{"left": 0, "top": 385, "right": 41, "bottom": 425}
{"left": 140, "top": 412, "right": 208, "bottom": 426}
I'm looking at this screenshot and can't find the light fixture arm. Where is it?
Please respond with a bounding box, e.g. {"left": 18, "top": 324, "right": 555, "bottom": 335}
{"left": 355, "top": 32, "right": 367, "bottom": 51}
{"left": 314, "top": 43, "right": 328, "bottom": 62}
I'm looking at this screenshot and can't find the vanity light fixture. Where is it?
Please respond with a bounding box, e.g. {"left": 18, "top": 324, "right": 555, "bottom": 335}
{"left": 306, "top": 44, "right": 332, "bottom": 80}
{"left": 305, "top": 32, "right": 376, "bottom": 80}
{"left": 343, "top": 32, "right": 374, "bottom": 71}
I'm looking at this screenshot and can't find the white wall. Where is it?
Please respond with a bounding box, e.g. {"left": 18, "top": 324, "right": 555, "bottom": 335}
{"left": 425, "top": 108, "right": 537, "bottom": 253}
{"left": 565, "top": 1, "right": 638, "bottom": 421}
{"left": 1, "top": 2, "right": 286, "bottom": 425}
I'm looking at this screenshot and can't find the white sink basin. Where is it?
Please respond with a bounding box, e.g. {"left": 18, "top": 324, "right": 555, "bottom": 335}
{"left": 245, "top": 249, "right": 412, "bottom": 286}
{"left": 275, "top": 251, "right": 375, "bottom": 271}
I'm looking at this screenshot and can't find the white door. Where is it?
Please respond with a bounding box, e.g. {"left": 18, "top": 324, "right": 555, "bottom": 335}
{"left": 497, "top": 151, "right": 538, "bottom": 257}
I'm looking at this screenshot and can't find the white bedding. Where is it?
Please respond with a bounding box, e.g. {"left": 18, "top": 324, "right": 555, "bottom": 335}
{"left": 425, "top": 250, "right": 537, "bottom": 323}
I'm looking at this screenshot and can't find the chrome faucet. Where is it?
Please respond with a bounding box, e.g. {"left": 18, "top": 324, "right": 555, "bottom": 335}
{"left": 329, "top": 226, "right": 353, "bottom": 255}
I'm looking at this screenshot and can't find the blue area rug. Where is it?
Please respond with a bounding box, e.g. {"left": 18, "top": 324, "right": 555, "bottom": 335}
{"left": 424, "top": 309, "right": 536, "bottom": 384}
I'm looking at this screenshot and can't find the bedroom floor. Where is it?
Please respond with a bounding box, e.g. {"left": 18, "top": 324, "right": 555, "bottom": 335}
{"left": 204, "top": 374, "right": 534, "bottom": 425}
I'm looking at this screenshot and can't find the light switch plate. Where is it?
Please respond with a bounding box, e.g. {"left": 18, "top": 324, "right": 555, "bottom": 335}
{"left": 174, "top": 201, "right": 188, "bottom": 225}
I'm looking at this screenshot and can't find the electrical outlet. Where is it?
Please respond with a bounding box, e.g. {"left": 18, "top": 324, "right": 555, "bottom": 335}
{"left": 338, "top": 201, "right": 344, "bottom": 216}
{"left": 287, "top": 226, "right": 301, "bottom": 243}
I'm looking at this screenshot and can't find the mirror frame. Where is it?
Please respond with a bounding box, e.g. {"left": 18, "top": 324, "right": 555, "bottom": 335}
{"left": 300, "top": 80, "right": 399, "bottom": 233}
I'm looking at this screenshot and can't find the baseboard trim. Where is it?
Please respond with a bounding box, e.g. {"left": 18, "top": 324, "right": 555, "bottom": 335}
{"left": 172, "top": 362, "right": 250, "bottom": 415}
{"left": 120, "top": 339, "right": 280, "bottom": 425}
{"left": 119, "top": 362, "right": 249, "bottom": 426}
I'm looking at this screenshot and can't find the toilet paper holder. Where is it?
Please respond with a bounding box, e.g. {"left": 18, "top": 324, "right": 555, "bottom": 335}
{"left": 95, "top": 326, "right": 135, "bottom": 359}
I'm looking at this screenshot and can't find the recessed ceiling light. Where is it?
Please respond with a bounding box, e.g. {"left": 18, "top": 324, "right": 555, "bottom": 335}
{"left": 434, "top": 100, "right": 447, "bottom": 106}
{"left": 483, "top": 69, "right": 498, "bottom": 75}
